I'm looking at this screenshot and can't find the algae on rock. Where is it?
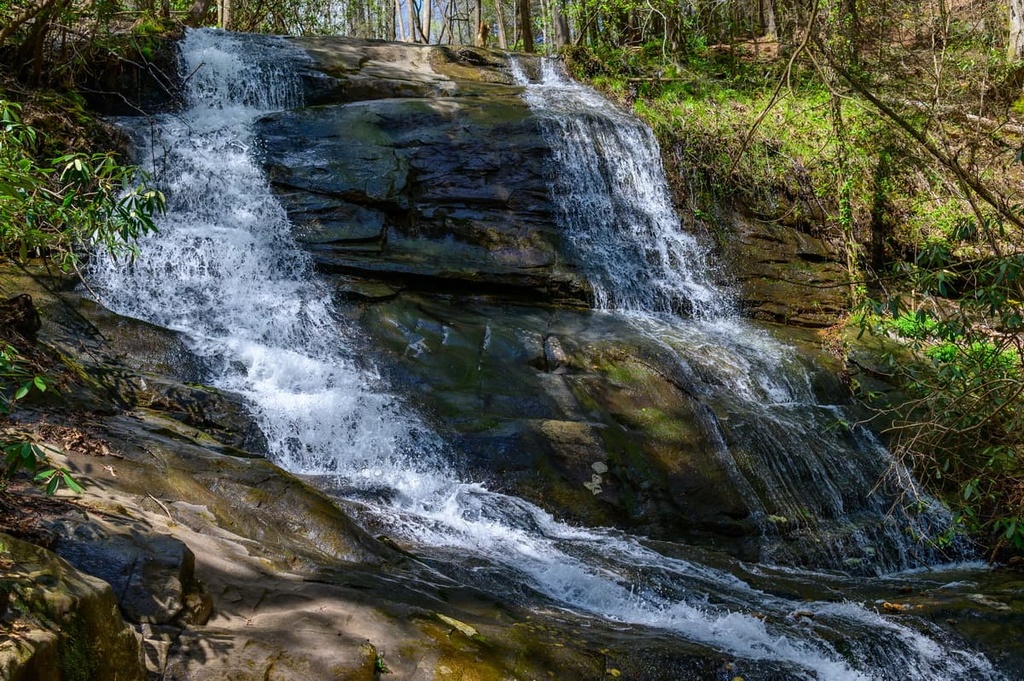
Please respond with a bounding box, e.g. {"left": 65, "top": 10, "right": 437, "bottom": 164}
{"left": 0, "top": 532, "right": 146, "bottom": 681}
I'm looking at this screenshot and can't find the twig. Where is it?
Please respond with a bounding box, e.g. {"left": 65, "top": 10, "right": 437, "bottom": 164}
{"left": 725, "top": 0, "right": 820, "bottom": 178}
{"left": 179, "top": 60, "right": 205, "bottom": 89}
{"left": 147, "top": 493, "right": 174, "bottom": 522}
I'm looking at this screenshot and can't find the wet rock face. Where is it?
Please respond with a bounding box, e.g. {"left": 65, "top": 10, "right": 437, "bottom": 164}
{"left": 360, "top": 294, "right": 779, "bottom": 559}
{"left": 0, "top": 532, "right": 147, "bottom": 681}
{"left": 251, "top": 38, "right": 895, "bottom": 568}
{"left": 6, "top": 269, "right": 769, "bottom": 679}
{"left": 359, "top": 290, "right": 952, "bottom": 572}
{"left": 258, "top": 40, "right": 590, "bottom": 305}
{"left": 723, "top": 211, "right": 851, "bottom": 328}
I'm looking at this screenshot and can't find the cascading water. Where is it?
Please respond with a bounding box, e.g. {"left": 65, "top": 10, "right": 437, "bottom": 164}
{"left": 512, "top": 59, "right": 729, "bottom": 318}
{"left": 87, "top": 29, "right": 1005, "bottom": 679}
{"left": 510, "top": 58, "right": 966, "bottom": 574}
{"left": 88, "top": 30, "right": 448, "bottom": 505}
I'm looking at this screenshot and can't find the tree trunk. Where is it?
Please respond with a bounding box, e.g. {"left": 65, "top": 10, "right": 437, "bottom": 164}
{"left": 845, "top": 0, "right": 860, "bottom": 65}
{"left": 185, "top": 0, "right": 212, "bottom": 26}
{"left": 408, "top": 0, "right": 418, "bottom": 40}
{"left": 0, "top": 0, "right": 60, "bottom": 49}
{"left": 518, "top": 0, "right": 533, "bottom": 52}
{"left": 420, "top": 0, "right": 432, "bottom": 42}
{"left": 1011, "top": 0, "right": 1024, "bottom": 61}
{"left": 495, "top": 0, "right": 509, "bottom": 48}
{"left": 763, "top": 0, "right": 778, "bottom": 40}
{"left": 552, "top": 0, "right": 569, "bottom": 48}
{"left": 14, "top": 0, "right": 68, "bottom": 83}
{"left": 217, "top": 0, "right": 231, "bottom": 29}
{"left": 474, "top": 0, "right": 486, "bottom": 45}
{"left": 438, "top": 0, "right": 453, "bottom": 43}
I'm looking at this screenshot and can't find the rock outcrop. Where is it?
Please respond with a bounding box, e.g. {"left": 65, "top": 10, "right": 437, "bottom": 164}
{"left": 0, "top": 532, "right": 147, "bottom": 681}
{"left": 0, "top": 265, "right": 772, "bottom": 679}
{"left": 259, "top": 39, "right": 589, "bottom": 305}
{"left": 251, "top": 36, "right": 915, "bottom": 572}
{"left": 723, "top": 210, "right": 850, "bottom": 328}
{"left": 360, "top": 294, "right": 760, "bottom": 555}
{"left": 5, "top": 31, "right": 1020, "bottom": 681}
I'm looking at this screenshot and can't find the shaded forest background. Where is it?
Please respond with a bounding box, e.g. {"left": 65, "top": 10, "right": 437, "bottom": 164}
{"left": 3, "top": 0, "right": 1024, "bottom": 557}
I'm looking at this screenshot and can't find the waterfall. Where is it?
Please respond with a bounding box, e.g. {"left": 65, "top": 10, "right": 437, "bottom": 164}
{"left": 87, "top": 30, "right": 1003, "bottom": 680}
{"left": 89, "top": 30, "right": 449, "bottom": 504}
{"left": 510, "top": 58, "right": 969, "bottom": 573}
{"left": 511, "top": 59, "right": 730, "bottom": 318}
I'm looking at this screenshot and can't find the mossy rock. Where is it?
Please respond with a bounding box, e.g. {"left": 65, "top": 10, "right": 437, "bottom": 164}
{"left": 0, "top": 533, "right": 146, "bottom": 681}
{"left": 357, "top": 293, "right": 760, "bottom": 554}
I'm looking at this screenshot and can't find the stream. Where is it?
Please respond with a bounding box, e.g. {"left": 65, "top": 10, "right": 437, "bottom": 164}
{"left": 87, "top": 28, "right": 1010, "bottom": 679}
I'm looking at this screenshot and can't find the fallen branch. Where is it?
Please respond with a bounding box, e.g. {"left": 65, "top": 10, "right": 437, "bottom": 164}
{"left": 147, "top": 494, "right": 174, "bottom": 522}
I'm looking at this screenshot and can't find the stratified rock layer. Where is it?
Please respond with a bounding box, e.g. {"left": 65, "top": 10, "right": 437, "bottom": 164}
{"left": 259, "top": 39, "right": 589, "bottom": 305}
{"left": 253, "top": 36, "right": 905, "bottom": 570}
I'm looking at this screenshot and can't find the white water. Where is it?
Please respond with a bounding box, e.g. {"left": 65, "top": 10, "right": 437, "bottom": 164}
{"left": 87, "top": 30, "right": 1002, "bottom": 679}
{"left": 511, "top": 58, "right": 970, "bottom": 574}
{"left": 512, "top": 59, "right": 730, "bottom": 318}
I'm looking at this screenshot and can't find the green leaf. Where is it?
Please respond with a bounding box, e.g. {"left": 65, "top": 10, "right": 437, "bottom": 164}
{"left": 62, "top": 472, "right": 83, "bottom": 494}
{"left": 14, "top": 384, "right": 29, "bottom": 400}
{"left": 33, "top": 376, "right": 46, "bottom": 392}
{"left": 0, "top": 181, "right": 21, "bottom": 197}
